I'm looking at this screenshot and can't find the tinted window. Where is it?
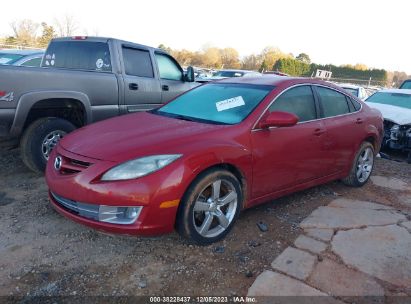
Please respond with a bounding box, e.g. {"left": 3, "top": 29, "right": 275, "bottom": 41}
{"left": 20, "top": 57, "right": 42, "bottom": 67}
{"left": 122, "top": 47, "right": 154, "bottom": 78}
{"left": 317, "top": 87, "right": 350, "bottom": 117}
{"left": 350, "top": 97, "right": 361, "bottom": 111}
{"left": 400, "top": 80, "right": 411, "bottom": 89}
{"left": 155, "top": 53, "right": 183, "bottom": 81}
{"left": 42, "top": 41, "right": 111, "bottom": 71}
{"left": 342, "top": 87, "right": 358, "bottom": 97}
{"left": 269, "top": 86, "right": 317, "bottom": 122}
{"left": 156, "top": 83, "right": 273, "bottom": 125}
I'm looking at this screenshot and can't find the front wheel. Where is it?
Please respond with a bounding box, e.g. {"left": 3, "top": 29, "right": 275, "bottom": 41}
{"left": 176, "top": 169, "right": 242, "bottom": 245}
{"left": 342, "top": 142, "right": 375, "bottom": 187}
{"left": 20, "top": 117, "right": 76, "bottom": 173}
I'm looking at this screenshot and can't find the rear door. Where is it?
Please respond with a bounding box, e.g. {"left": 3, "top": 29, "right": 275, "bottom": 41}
{"left": 250, "top": 85, "right": 330, "bottom": 198}
{"left": 314, "top": 85, "right": 363, "bottom": 173}
{"left": 154, "top": 52, "right": 193, "bottom": 103}
{"left": 121, "top": 46, "right": 162, "bottom": 113}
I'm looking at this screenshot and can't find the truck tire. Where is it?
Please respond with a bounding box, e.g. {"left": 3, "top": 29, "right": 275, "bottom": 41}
{"left": 20, "top": 117, "right": 76, "bottom": 173}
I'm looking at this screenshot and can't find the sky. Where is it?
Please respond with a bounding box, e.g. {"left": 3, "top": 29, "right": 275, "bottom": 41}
{"left": 2, "top": 0, "right": 410, "bottom": 74}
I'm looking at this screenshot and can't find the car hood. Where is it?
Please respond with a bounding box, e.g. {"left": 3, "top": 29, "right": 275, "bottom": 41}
{"left": 366, "top": 102, "right": 411, "bottom": 125}
{"left": 60, "top": 112, "right": 228, "bottom": 162}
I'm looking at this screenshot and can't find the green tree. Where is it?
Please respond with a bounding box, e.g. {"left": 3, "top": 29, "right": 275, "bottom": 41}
{"left": 37, "top": 22, "right": 56, "bottom": 48}
{"left": 296, "top": 53, "right": 311, "bottom": 64}
{"left": 158, "top": 44, "right": 172, "bottom": 53}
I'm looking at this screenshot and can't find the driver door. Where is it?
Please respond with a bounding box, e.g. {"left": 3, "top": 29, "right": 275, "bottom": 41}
{"left": 250, "top": 85, "right": 331, "bottom": 199}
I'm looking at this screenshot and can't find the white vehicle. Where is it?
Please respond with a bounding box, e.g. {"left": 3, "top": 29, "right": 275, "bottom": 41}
{"left": 366, "top": 89, "right": 411, "bottom": 163}
{"left": 196, "top": 69, "right": 262, "bottom": 83}
{"left": 339, "top": 83, "right": 368, "bottom": 100}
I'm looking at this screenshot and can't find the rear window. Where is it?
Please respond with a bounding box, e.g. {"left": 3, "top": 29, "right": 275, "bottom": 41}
{"left": 42, "top": 41, "right": 112, "bottom": 72}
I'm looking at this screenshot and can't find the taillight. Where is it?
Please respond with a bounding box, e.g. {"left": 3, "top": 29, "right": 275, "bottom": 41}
{"left": 0, "top": 91, "right": 6, "bottom": 97}
{"left": 71, "top": 36, "right": 87, "bottom": 40}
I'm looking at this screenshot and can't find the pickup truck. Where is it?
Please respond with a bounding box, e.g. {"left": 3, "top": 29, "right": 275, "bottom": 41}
{"left": 0, "top": 37, "right": 198, "bottom": 172}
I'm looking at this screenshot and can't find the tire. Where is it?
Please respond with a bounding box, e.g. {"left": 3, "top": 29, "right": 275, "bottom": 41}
{"left": 176, "top": 169, "right": 242, "bottom": 245}
{"left": 342, "top": 142, "right": 375, "bottom": 187}
{"left": 20, "top": 117, "right": 76, "bottom": 173}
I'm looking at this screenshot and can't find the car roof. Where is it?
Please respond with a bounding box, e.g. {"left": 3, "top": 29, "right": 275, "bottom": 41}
{"left": 0, "top": 49, "right": 44, "bottom": 55}
{"left": 217, "top": 69, "right": 259, "bottom": 73}
{"left": 217, "top": 75, "right": 339, "bottom": 88}
{"left": 375, "top": 89, "right": 411, "bottom": 95}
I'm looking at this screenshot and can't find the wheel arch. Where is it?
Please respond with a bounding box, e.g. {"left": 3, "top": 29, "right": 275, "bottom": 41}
{"left": 10, "top": 91, "right": 92, "bottom": 137}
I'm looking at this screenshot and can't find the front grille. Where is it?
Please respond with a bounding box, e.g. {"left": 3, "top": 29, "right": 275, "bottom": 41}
{"left": 51, "top": 192, "right": 99, "bottom": 221}
{"left": 59, "top": 155, "right": 92, "bottom": 174}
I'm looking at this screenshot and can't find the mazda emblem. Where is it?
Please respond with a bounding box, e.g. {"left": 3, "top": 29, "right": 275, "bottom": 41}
{"left": 54, "top": 156, "right": 62, "bottom": 170}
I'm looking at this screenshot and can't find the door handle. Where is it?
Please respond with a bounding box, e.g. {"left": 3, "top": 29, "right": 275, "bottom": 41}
{"left": 129, "top": 83, "right": 138, "bottom": 90}
{"left": 355, "top": 118, "right": 363, "bottom": 124}
{"left": 313, "top": 128, "right": 325, "bottom": 136}
{"left": 162, "top": 85, "right": 169, "bottom": 91}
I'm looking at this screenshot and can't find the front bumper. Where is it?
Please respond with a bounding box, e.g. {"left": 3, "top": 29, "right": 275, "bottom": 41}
{"left": 46, "top": 145, "right": 189, "bottom": 236}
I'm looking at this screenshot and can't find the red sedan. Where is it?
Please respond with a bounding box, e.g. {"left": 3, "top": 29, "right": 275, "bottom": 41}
{"left": 46, "top": 77, "right": 383, "bottom": 244}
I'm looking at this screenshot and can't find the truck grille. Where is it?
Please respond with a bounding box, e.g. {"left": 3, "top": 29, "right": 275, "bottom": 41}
{"left": 51, "top": 192, "right": 99, "bottom": 221}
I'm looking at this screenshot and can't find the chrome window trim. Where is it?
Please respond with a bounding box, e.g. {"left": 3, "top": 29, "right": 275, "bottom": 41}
{"left": 252, "top": 83, "right": 363, "bottom": 132}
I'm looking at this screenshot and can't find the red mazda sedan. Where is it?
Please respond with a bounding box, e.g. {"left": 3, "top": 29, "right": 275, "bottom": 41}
{"left": 46, "top": 77, "right": 383, "bottom": 244}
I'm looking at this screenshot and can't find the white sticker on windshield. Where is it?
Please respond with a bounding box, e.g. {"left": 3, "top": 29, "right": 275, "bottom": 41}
{"left": 216, "top": 96, "right": 245, "bottom": 112}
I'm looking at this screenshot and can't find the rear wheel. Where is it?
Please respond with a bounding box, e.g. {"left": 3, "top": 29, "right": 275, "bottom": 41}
{"left": 176, "top": 169, "right": 242, "bottom": 245}
{"left": 20, "top": 117, "right": 76, "bottom": 173}
{"left": 342, "top": 142, "right": 374, "bottom": 187}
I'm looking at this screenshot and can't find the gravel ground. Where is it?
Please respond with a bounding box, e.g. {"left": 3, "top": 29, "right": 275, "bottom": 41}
{"left": 0, "top": 147, "right": 410, "bottom": 297}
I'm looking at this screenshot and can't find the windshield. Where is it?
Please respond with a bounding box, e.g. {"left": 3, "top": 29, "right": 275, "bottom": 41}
{"left": 400, "top": 81, "right": 411, "bottom": 89}
{"left": 0, "top": 53, "right": 24, "bottom": 65}
{"left": 213, "top": 71, "right": 244, "bottom": 77}
{"left": 154, "top": 83, "right": 274, "bottom": 125}
{"left": 342, "top": 87, "right": 358, "bottom": 96}
{"left": 367, "top": 92, "right": 411, "bottom": 110}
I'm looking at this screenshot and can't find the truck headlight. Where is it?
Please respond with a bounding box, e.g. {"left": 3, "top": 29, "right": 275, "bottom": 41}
{"left": 101, "top": 154, "right": 182, "bottom": 181}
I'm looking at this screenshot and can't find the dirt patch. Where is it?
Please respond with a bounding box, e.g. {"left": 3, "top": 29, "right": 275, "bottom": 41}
{"left": 0, "top": 148, "right": 410, "bottom": 296}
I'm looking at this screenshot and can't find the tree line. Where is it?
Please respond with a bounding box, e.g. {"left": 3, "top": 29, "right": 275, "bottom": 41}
{"left": 1, "top": 19, "right": 408, "bottom": 86}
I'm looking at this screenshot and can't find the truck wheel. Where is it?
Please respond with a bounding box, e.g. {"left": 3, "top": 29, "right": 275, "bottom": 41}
{"left": 342, "top": 142, "right": 374, "bottom": 187}
{"left": 20, "top": 117, "right": 76, "bottom": 173}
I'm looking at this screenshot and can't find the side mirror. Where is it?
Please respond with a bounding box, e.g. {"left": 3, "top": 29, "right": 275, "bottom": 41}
{"left": 185, "top": 66, "right": 195, "bottom": 82}
{"left": 258, "top": 111, "right": 298, "bottom": 129}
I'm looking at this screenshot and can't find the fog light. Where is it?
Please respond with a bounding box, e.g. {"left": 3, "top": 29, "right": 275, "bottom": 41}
{"left": 98, "top": 206, "right": 142, "bottom": 224}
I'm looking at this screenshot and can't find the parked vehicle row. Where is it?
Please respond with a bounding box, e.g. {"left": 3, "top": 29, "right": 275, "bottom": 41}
{"left": 46, "top": 77, "right": 383, "bottom": 244}
{"left": 0, "top": 37, "right": 198, "bottom": 172}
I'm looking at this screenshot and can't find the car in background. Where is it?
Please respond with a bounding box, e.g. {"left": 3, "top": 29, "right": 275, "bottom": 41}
{"left": 399, "top": 79, "right": 411, "bottom": 89}
{"left": 366, "top": 89, "right": 411, "bottom": 163}
{"left": 46, "top": 77, "right": 383, "bottom": 244}
{"left": 339, "top": 83, "right": 368, "bottom": 100}
{"left": 0, "top": 49, "right": 44, "bottom": 67}
{"left": 196, "top": 69, "right": 261, "bottom": 83}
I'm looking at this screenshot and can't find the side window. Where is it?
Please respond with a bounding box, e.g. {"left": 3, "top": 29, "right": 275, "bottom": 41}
{"left": 350, "top": 97, "right": 361, "bottom": 111}
{"left": 269, "top": 86, "right": 317, "bottom": 122}
{"left": 155, "top": 53, "right": 183, "bottom": 81}
{"left": 316, "top": 87, "right": 350, "bottom": 117}
{"left": 122, "top": 47, "right": 154, "bottom": 78}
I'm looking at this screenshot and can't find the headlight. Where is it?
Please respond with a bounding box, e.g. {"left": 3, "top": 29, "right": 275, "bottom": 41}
{"left": 101, "top": 154, "right": 182, "bottom": 181}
